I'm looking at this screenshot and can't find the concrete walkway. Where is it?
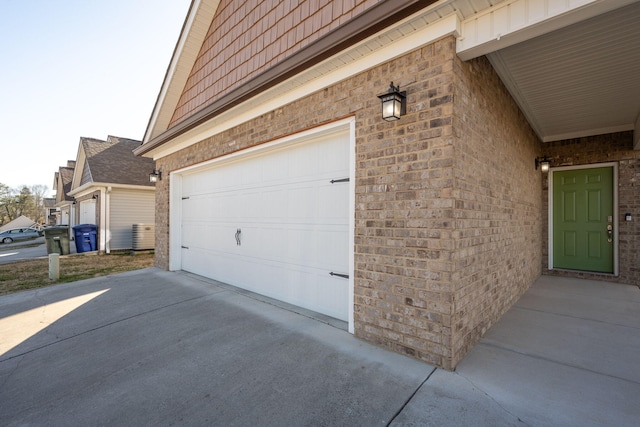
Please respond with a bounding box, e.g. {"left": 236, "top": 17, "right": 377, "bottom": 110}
{"left": 394, "top": 275, "right": 640, "bottom": 426}
{"left": 1, "top": 270, "right": 638, "bottom": 426}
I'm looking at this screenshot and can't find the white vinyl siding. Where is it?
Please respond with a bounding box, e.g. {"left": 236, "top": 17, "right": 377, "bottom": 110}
{"left": 109, "top": 190, "right": 155, "bottom": 250}
{"left": 80, "top": 159, "right": 92, "bottom": 186}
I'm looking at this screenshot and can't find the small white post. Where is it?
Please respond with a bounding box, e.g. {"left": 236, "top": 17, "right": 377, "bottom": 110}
{"left": 49, "top": 253, "right": 60, "bottom": 281}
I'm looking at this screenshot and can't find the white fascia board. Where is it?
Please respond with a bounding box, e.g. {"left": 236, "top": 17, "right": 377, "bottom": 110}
{"left": 68, "top": 183, "right": 100, "bottom": 198}
{"left": 69, "top": 183, "right": 155, "bottom": 197}
{"left": 144, "top": 0, "right": 221, "bottom": 143}
{"left": 54, "top": 201, "right": 73, "bottom": 208}
{"left": 69, "top": 144, "right": 87, "bottom": 192}
{"left": 457, "top": 0, "right": 639, "bottom": 60}
{"left": 148, "top": 12, "right": 460, "bottom": 160}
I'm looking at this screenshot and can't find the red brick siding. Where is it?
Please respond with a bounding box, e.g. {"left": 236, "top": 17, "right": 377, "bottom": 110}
{"left": 541, "top": 132, "right": 640, "bottom": 286}
{"left": 169, "top": 0, "right": 381, "bottom": 126}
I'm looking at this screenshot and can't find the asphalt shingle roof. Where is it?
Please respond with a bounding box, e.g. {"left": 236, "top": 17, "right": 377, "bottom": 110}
{"left": 81, "top": 136, "right": 155, "bottom": 187}
{"left": 59, "top": 166, "right": 75, "bottom": 201}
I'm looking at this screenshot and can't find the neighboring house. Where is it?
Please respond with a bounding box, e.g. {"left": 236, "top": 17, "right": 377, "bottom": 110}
{"left": 0, "top": 215, "right": 37, "bottom": 232}
{"left": 134, "top": 0, "right": 640, "bottom": 369}
{"left": 68, "top": 136, "right": 156, "bottom": 252}
{"left": 43, "top": 198, "right": 57, "bottom": 226}
{"left": 52, "top": 160, "right": 76, "bottom": 230}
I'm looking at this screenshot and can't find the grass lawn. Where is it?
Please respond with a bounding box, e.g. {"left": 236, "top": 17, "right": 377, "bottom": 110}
{"left": 0, "top": 253, "right": 155, "bottom": 296}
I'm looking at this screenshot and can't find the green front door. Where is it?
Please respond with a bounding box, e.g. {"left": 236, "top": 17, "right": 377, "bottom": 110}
{"left": 553, "top": 167, "right": 614, "bottom": 273}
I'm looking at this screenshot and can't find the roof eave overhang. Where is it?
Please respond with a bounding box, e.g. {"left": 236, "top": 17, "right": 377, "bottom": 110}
{"left": 135, "top": 0, "right": 439, "bottom": 157}
{"left": 143, "top": 0, "right": 215, "bottom": 143}
{"left": 68, "top": 182, "right": 156, "bottom": 197}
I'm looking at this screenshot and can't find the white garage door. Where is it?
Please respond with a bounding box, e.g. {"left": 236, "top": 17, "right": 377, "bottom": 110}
{"left": 180, "top": 131, "right": 350, "bottom": 321}
{"left": 79, "top": 200, "right": 96, "bottom": 225}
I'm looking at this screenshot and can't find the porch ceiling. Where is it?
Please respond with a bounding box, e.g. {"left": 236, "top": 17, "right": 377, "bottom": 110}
{"left": 487, "top": 1, "right": 640, "bottom": 144}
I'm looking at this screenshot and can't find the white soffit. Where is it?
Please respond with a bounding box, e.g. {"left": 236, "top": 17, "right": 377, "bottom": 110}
{"left": 144, "top": 0, "right": 220, "bottom": 142}
{"left": 488, "top": 1, "right": 640, "bottom": 142}
{"left": 456, "top": 0, "right": 638, "bottom": 60}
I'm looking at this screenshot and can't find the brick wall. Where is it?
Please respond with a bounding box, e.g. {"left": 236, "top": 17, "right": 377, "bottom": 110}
{"left": 155, "top": 36, "right": 543, "bottom": 369}
{"left": 170, "top": 0, "right": 380, "bottom": 126}
{"left": 541, "top": 132, "right": 640, "bottom": 286}
{"left": 451, "top": 55, "right": 542, "bottom": 366}
{"left": 352, "top": 39, "right": 459, "bottom": 368}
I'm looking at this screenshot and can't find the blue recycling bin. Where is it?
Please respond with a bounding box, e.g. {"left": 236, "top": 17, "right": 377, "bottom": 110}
{"left": 72, "top": 224, "right": 97, "bottom": 253}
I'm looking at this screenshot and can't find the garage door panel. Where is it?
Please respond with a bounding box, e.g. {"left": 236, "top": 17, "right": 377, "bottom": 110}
{"left": 287, "top": 187, "right": 317, "bottom": 219}
{"left": 318, "top": 184, "right": 349, "bottom": 219}
{"left": 317, "top": 228, "right": 349, "bottom": 269}
{"left": 248, "top": 225, "right": 347, "bottom": 267}
{"left": 260, "top": 190, "right": 288, "bottom": 219}
{"left": 181, "top": 130, "right": 350, "bottom": 321}
{"left": 283, "top": 227, "right": 319, "bottom": 265}
{"left": 230, "top": 259, "right": 348, "bottom": 321}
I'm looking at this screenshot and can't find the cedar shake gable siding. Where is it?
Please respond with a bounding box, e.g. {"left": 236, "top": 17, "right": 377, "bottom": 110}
{"left": 137, "top": 0, "right": 441, "bottom": 157}
{"left": 169, "top": 0, "right": 381, "bottom": 127}
{"left": 153, "top": 35, "right": 542, "bottom": 369}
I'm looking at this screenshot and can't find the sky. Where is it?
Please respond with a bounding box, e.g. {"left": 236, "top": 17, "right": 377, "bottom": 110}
{"left": 0, "top": 0, "right": 192, "bottom": 196}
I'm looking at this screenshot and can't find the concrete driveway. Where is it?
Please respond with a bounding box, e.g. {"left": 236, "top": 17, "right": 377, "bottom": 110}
{"left": 1, "top": 270, "right": 638, "bottom": 426}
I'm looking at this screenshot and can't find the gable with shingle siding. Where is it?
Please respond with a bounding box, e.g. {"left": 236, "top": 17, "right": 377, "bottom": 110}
{"left": 169, "top": 0, "right": 380, "bottom": 126}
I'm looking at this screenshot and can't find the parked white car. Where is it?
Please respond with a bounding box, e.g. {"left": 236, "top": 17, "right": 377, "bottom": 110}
{"left": 0, "top": 227, "right": 43, "bottom": 244}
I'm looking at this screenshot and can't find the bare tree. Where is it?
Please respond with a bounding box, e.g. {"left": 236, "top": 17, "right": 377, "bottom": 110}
{"left": 0, "top": 183, "right": 50, "bottom": 226}
{"left": 0, "top": 183, "right": 12, "bottom": 226}
{"left": 30, "top": 184, "right": 49, "bottom": 224}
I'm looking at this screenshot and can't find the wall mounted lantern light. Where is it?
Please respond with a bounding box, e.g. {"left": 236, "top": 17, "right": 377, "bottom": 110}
{"left": 377, "top": 82, "right": 406, "bottom": 121}
{"left": 149, "top": 170, "right": 162, "bottom": 183}
{"left": 535, "top": 157, "right": 550, "bottom": 172}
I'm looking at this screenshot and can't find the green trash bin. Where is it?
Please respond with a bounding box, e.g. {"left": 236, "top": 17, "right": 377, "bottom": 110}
{"left": 44, "top": 226, "right": 70, "bottom": 255}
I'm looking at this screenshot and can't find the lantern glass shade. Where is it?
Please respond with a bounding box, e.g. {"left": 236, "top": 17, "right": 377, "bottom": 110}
{"left": 540, "top": 161, "right": 550, "bottom": 173}
{"left": 377, "top": 84, "right": 406, "bottom": 121}
{"left": 149, "top": 171, "right": 161, "bottom": 182}
{"left": 381, "top": 93, "right": 402, "bottom": 121}
{"left": 535, "top": 157, "right": 550, "bottom": 172}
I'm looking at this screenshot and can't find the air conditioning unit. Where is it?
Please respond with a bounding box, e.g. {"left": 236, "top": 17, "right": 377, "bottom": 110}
{"left": 132, "top": 224, "right": 155, "bottom": 250}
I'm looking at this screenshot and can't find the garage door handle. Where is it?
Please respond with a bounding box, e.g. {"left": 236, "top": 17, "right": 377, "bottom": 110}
{"left": 330, "top": 272, "right": 349, "bottom": 279}
{"left": 235, "top": 228, "right": 241, "bottom": 246}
